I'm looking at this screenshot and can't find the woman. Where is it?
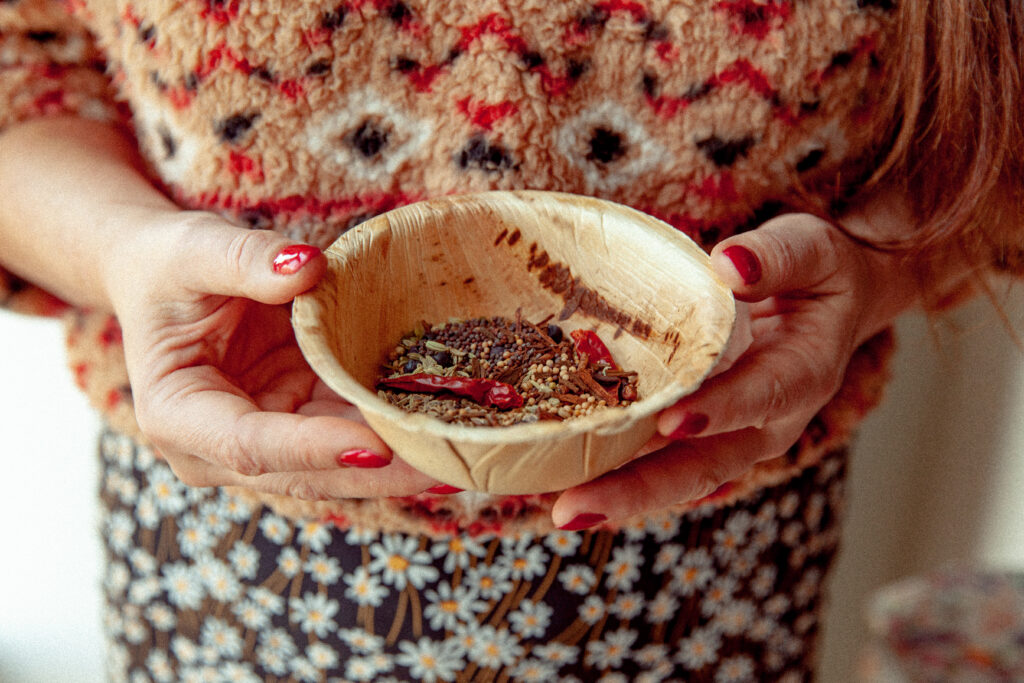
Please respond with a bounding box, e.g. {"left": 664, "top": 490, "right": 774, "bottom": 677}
{"left": 1, "top": 0, "right": 1020, "bottom": 680}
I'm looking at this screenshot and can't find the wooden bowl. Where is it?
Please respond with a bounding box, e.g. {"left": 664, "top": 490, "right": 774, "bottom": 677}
{"left": 292, "top": 191, "right": 735, "bottom": 494}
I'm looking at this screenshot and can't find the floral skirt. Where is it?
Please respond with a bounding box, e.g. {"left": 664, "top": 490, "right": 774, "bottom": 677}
{"left": 99, "top": 426, "right": 847, "bottom": 682}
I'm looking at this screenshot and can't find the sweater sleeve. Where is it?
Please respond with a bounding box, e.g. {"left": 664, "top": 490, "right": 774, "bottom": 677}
{"left": 0, "top": 0, "right": 121, "bottom": 315}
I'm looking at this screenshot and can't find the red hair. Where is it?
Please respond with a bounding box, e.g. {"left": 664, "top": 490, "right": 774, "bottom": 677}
{"left": 870, "top": 1, "right": 1024, "bottom": 264}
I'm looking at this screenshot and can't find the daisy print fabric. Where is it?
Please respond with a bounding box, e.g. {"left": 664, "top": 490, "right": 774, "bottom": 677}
{"left": 99, "top": 426, "right": 846, "bottom": 682}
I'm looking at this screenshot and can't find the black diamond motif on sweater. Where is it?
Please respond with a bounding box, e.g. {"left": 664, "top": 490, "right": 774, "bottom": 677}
{"left": 253, "top": 65, "right": 275, "bottom": 82}
{"left": 157, "top": 125, "right": 177, "bottom": 159}
{"left": 696, "top": 135, "right": 755, "bottom": 167}
{"left": 306, "top": 60, "right": 331, "bottom": 76}
{"left": 216, "top": 112, "right": 259, "bottom": 144}
{"left": 393, "top": 56, "right": 420, "bottom": 73}
{"left": 857, "top": 0, "right": 895, "bottom": 10}
{"left": 387, "top": 1, "right": 413, "bottom": 25}
{"left": 795, "top": 148, "right": 825, "bottom": 173}
{"left": 27, "top": 30, "right": 59, "bottom": 42}
{"left": 684, "top": 81, "right": 715, "bottom": 100}
{"left": 138, "top": 23, "right": 156, "bottom": 45}
{"left": 566, "top": 58, "right": 589, "bottom": 82}
{"left": 349, "top": 121, "right": 390, "bottom": 158}
{"left": 739, "top": 4, "right": 772, "bottom": 27}
{"left": 829, "top": 50, "right": 854, "bottom": 69}
{"left": 800, "top": 100, "right": 821, "bottom": 114}
{"left": 643, "top": 20, "right": 670, "bottom": 41}
{"left": 457, "top": 136, "right": 515, "bottom": 173}
{"left": 521, "top": 51, "right": 545, "bottom": 69}
{"left": 321, "top": 5, "right": 347, "bottom": 30}
{"left": 575, "top": 6, "right": 610, "bottom": 32}
{"left": 587, "top": 128, "right": 626, "bottom": 164}
{"left": 642, "top": 72, "right": 659, "bottom": 97}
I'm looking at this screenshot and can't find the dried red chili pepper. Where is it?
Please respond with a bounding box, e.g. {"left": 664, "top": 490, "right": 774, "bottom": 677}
{"left": 377, "top": 373, "right": 524, "bottom": 409}
{"left": 570, "top": 329, "right": 617, "bottom": 369}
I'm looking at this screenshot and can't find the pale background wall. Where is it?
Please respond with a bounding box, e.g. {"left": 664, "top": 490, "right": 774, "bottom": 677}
{"left": 0, "top": 312, "right": 104, "bottom": 682}
{"left": 0, "top": 282, "right": 1021, "bottom": 682}
{"left": 821, "top": 281, "right": 1024, "bottom": 681}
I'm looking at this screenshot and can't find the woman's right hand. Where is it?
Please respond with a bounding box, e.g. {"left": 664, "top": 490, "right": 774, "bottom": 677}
{"left": 0, "top": 117, "right": 437, "bottom": 500}
{"left": 104, "top": 209, "right": 440, "bottom": 500}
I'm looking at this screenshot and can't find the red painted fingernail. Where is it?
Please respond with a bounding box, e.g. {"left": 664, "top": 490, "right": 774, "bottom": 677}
{"left": 559, "top": 513, "right": 607, "bottom": 531}
{"left": 722, "top": 245, "right": 761, "bottom": 285}
{"left": 273, "top": 245, "right": 320, "bottom": 275}
{"left": 669, "top": 412, "right": 709, "bottom": 439}
{"left": 336, "top": 449, "right": 390, "bottom": 468}
{"left": 425, "top": 484, "right": 463, "bottom": 495}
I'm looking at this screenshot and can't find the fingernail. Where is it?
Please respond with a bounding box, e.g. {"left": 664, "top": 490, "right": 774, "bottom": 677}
{"left": 425, "top": 484, "right": 463, "bottom": 495}
{"left": 273, "top": 245, "right": 320, "bottom": 275}
{"left": 722, "top": 245, "right": 761, "bottom": 285}
{"left": 336, "top": 449, "right": 390, "bottom": 468}
{"left": 666, "top": 412, "right": 709, "bottom": 439}
{"left": 559, "top": 513, "right": 607, "bottom": 531}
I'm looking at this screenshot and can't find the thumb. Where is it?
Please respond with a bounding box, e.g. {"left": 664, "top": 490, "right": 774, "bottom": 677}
{"left": 175, "top": 216, "right": 326, "bottom": 304}
{"left": 709, "top": 213, "right": 846, "bottom": 302}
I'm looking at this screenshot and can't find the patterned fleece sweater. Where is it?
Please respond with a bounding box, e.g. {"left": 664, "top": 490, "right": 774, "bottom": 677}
{"left": 1, "top": 0, "right": 899, "bottom": 536}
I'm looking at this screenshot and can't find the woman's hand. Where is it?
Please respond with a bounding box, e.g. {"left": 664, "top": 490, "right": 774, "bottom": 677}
{"left": 0, "top": 118, "right": 439, "bottom": 501}
{"left": 551, "top": 213, "right": 904, "bottom": 529}
{"left": 106, "top": 210, "right": 439, "bottom": 500}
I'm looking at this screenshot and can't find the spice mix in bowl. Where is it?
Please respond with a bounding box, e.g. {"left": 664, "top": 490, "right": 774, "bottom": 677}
{"left": 292, "top": 190, "right": 736, "bottom": 494}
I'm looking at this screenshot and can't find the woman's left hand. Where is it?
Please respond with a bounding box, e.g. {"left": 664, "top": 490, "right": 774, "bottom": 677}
{"left": 551, "top": 212, "right": 902, "bottom": 529}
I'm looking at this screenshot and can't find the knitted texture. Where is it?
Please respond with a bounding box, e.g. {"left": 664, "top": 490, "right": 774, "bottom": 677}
{"left": 5, "top": 0, "right": 898, "bottom": 534}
